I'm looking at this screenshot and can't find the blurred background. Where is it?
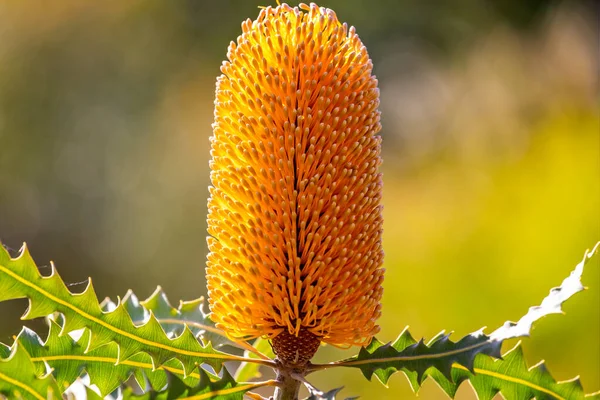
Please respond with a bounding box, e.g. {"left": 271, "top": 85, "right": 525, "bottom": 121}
{"left": 0, "top": 0, "right": 598, "bottom": 398}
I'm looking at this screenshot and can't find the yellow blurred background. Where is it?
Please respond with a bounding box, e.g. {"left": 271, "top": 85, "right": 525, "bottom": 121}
{"left": 0, "top": 1, "right": 598, "bottom": 399}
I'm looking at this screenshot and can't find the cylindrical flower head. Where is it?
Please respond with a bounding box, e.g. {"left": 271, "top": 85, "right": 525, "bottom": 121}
{"left": 206, "top": 2, "right": 384, "bottom": 364}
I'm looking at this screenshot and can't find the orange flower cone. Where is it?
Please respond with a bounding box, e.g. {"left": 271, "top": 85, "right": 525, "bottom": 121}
{"left": 206, "top": 2, "right": 384, "bottom": 367}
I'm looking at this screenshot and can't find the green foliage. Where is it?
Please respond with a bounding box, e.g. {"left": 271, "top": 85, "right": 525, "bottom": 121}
{"left": 116, "top": 288, "right": 235, "bottom": 350}
{"left": 309, "top": 243, "right": 600, "bottom": 399}
{"left": 0, "top": 242, "right": 598, "bottom": 399}
{"left": 0, "top": 342, "right": 60, "bottom": 400}
{"left": 345, "top": 328, "right": 500, "bottom": 387}
{"left": 0, "top": 243, "right": 276, "bottom": 399}
{"left": 16, "top": 318, "right": 205, "bottom": 395}
{"left": 0, "top": 243, "right": 244, "bottom": 375}
{"left": 117, "top": 369, "right": 268, "bottom": 400}
{"left": 354, "top": 333, "right": 588, "bottom": 399}
{"left": 445, "top": 343, "right": 586, "bottom": 400}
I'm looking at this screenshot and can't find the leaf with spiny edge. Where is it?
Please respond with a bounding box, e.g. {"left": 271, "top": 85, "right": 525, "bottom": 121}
{"left": 321, "top": 243, "right": 599, "bottom": 397}
{"left": 117, "top": 288, "right": 270, "bottom": 361}
{"left": 83, "top": 385, "right": 104, "bottom": 400}
{"left": 0, "top": 243, "right": 249, "bottom": 382}
{"left": 347, "top": 327, "right": 500, "bottom": 389}
{"left": 0, "top": 344, "right": 9, "bottom": 359}
{"left": 0, "top": 341, "right": 60, "bottom": 400}
{"left": 119, "top": 369, "right": 276, "bottom": 400}
{"left": 427, "top": 342, "right": 589, "bottom": 400}
{"left": 82, "top": 385, "right": 104, "bottom": 400}
{"left": 115, "top": 287, "right": 237, "bottom": 350}
{"left": 14, "top": 317, "right": 208, "bottom": 396}
{"left": 63, "top": 379, "right": 105, "bottom": 400}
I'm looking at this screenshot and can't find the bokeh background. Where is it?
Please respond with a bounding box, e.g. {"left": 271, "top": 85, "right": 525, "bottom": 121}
{"left": 0, "top": 1, "right": 598, "bottom": 399}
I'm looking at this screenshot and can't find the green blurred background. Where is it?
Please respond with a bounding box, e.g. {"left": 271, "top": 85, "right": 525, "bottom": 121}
{"left": 0, "top": 1, "right": 598, "bottom": 398}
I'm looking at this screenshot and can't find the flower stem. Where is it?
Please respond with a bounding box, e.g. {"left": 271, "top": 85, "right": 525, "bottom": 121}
{"left": 274, "top": 368, "right": 301, "bottom": 400}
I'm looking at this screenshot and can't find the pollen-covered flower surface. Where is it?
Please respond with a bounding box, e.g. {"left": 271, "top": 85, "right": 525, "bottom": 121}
{"left": 206, "top": 2, "right": 384, "bottom": 356}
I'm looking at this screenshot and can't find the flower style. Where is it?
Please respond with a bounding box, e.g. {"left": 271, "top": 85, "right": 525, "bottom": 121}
{"left": 206, "top": 2, "right": 384, "bottom": 366}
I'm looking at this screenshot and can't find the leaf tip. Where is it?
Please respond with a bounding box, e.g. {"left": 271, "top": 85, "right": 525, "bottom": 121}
{"left": 18, "top": 242, "right": 29, "bottom": 258}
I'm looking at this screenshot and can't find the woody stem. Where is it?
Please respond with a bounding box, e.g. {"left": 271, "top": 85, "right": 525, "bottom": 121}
{"left": 274, "top": 368, "right": 301, "bottom": 400}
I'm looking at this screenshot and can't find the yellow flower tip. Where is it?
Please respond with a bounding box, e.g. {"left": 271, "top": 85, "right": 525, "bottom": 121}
{"left": 206, "top": 2, "right": 384, "bottom": 365}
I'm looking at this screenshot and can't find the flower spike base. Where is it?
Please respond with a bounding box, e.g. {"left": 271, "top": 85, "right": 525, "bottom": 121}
{"left": 272, "top": 329, "right": 320, "bottom": 368}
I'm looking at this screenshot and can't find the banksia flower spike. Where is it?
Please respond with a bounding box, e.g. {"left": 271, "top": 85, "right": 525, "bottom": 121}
{"left": 206, "top": 2, "right": 384, "bottom": 367}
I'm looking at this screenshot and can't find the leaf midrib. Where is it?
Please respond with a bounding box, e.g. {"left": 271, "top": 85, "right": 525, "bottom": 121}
{"left": 453, "top": 364, "right": 564, "bottom": 400}
{"left": 338, "top": 341, "right": 490, "bottom": 366}
{"left": 30, "top": 354, "right": 200, "bottom": 380}
{"left": 0, "top": 370, "right": 46, "bottom": 400}
{"left": 31, "top": 354, "right": 277, "bottom": 399}
{"left": 0, "top": 264, "right": 269, "bottom": 366}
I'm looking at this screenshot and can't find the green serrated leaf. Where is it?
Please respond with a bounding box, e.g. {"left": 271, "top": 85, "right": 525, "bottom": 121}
{"left": 15, "top": 318, "right": 208, "bottom": 396}
{"left": 103, "top": 287, "right": 272, "bottom": 366}
{"left": 121, "top": 369, "right": 277, "bottom": 400}
{"left": 0, "top": 243, "right": 271, "bottom": 384}
{"left": 0, "top": 344, "right": 10, "bottom": 359}
{"left": 63, "top": 380, "right": 105, "bottom": 400}
{"left": 118, "top": 287, "right": 237, "bottom": 350}
{"left": 445, "top": 342, "right": 587, "bottom": 400}
{"left": 83, "top": 385, "right": 105, "bottom": 400}
{"left": 313, "top": 243, "right": 599, "bottom": 398}
{"left": 346, "top": 327, "right": 500, "bottom": 387}
{"left": 0, "top": 341, "right": 60, "bottom": 400}
{"left": 356, "top": 328, "right": 421, "bottom": 390}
